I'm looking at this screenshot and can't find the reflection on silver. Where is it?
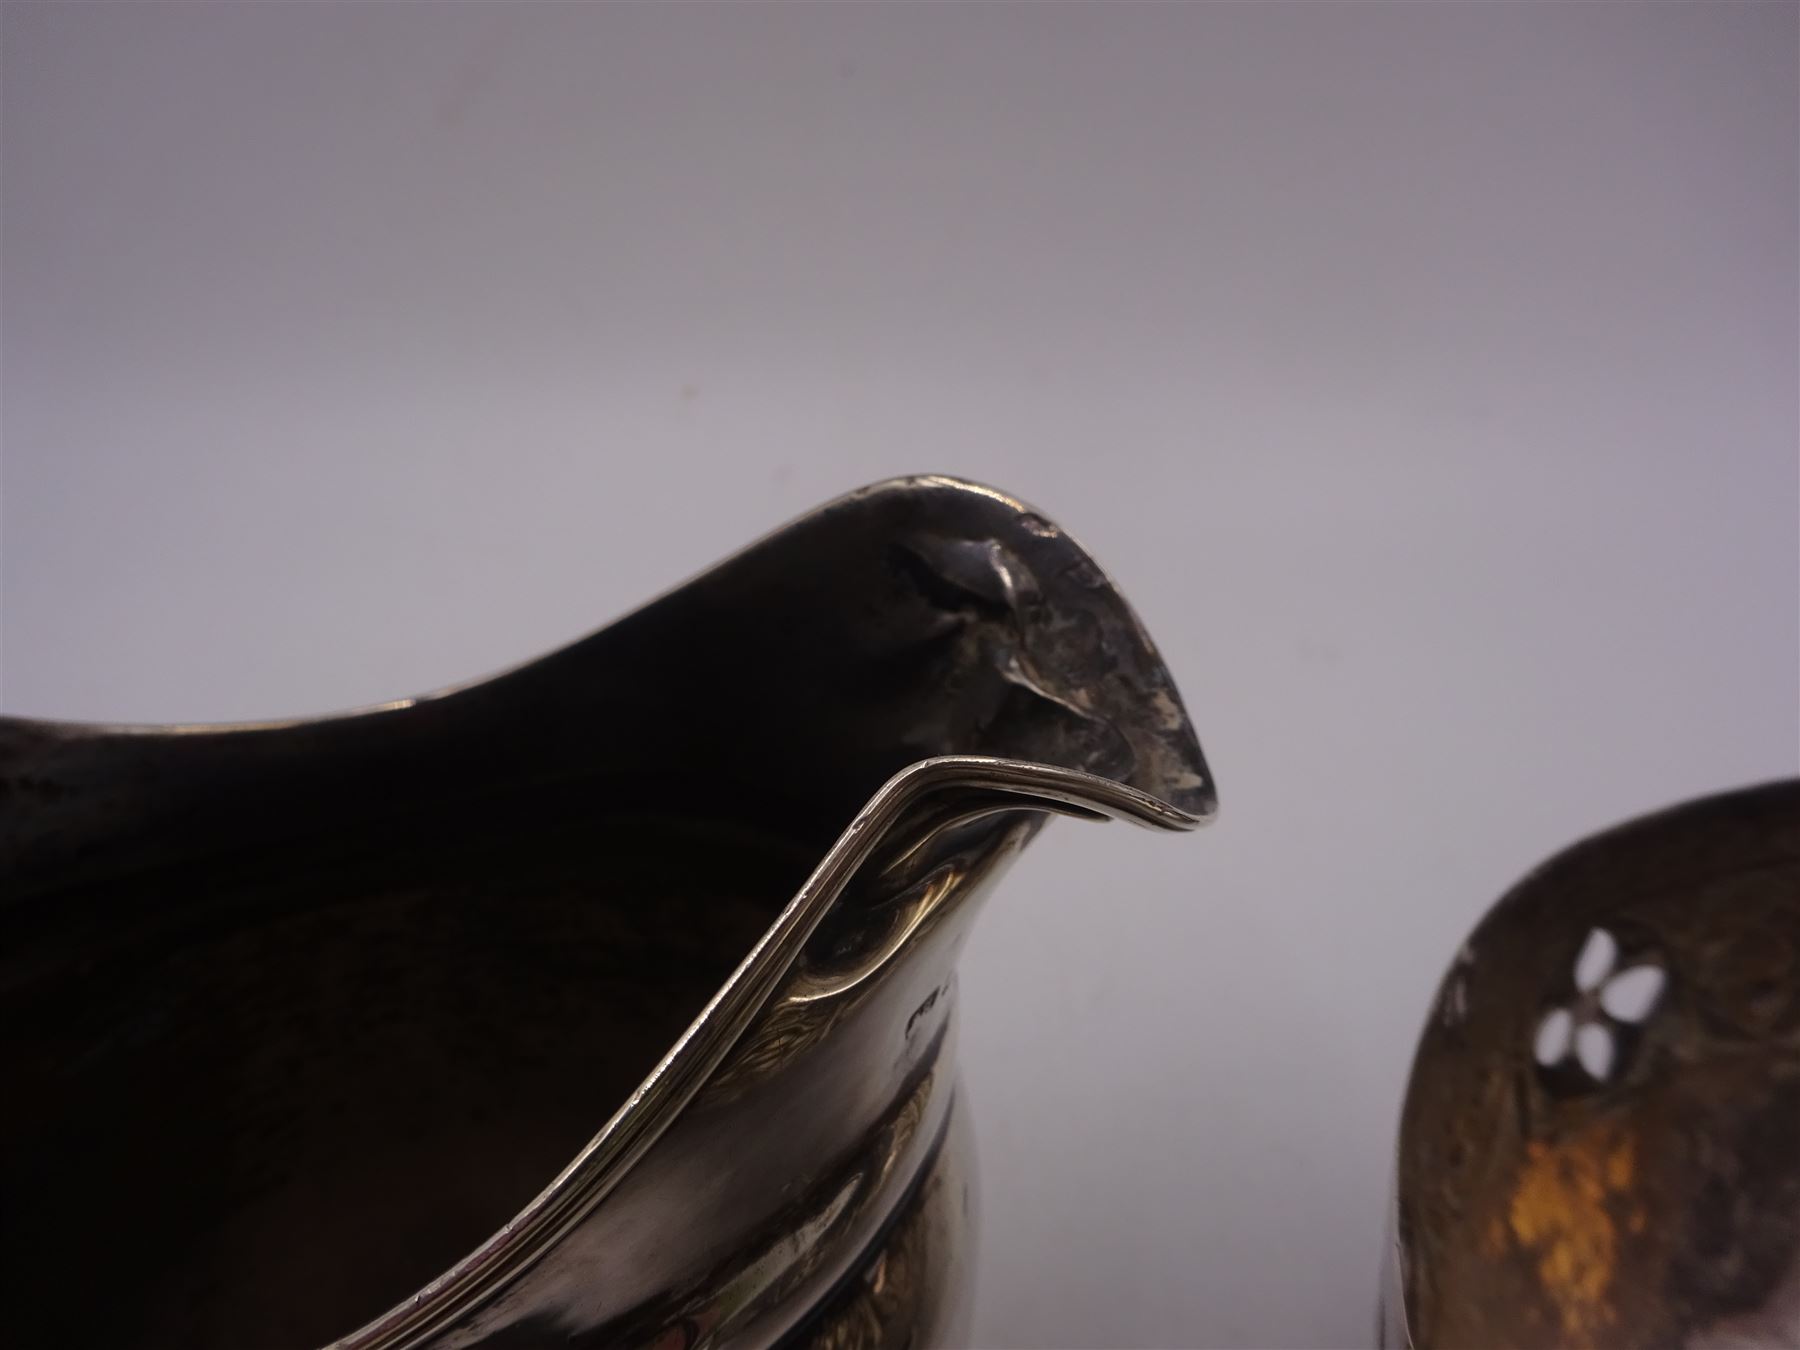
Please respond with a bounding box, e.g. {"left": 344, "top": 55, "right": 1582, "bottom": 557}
{"left": 0, "top": 475, "right": 1214, "bottom": 1349}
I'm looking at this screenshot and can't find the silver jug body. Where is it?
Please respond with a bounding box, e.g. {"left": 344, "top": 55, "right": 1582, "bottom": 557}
{"left": 0, "top": 476, "right": 1214, "bottom": 1350}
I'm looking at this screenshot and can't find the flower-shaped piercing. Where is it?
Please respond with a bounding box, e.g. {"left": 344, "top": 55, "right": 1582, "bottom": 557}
{"left": 1533, "top": 927, "right": 1667, "bottom": 1083}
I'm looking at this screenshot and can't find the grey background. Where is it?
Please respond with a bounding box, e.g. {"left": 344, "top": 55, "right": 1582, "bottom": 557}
{"left": 3, "top": 4, "right": 1796, "bottom": 1346}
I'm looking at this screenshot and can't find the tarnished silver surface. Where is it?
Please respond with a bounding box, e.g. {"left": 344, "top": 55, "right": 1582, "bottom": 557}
{"left": 0, "top": 475, "right": 1214, "bottom": 1349}
{"left": 1387, "top": 780, "right": 1800, "bottom": 1349}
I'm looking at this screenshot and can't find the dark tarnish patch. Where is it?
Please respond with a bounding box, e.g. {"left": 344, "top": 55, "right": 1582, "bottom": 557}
{"left": 1673, "top": 1072, "right": 1800, "bottom": 1330}
{"left": 886, "top": 525, "right": 1211, "bottom": 820}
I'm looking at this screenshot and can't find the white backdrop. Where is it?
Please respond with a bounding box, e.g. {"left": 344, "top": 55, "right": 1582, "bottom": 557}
{"left": 4, "top": 6, "right": 1796, "bottom": 1347}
